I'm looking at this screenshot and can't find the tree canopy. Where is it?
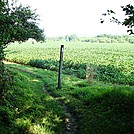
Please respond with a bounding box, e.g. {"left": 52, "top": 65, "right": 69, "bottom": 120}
{"left": 0, "top": 0, "right": 45, "bottom": 45}
{"left": 0, "top": 0, "right": 45, "bottom": 92}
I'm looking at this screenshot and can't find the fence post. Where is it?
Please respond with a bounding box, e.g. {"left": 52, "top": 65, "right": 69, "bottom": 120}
{"left": 58, "top": 45, "right": 64, "bottom": 89}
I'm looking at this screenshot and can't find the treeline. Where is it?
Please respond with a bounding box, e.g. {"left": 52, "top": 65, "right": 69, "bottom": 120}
{"left": 47, "top": 34, "right": 78, "bottom": 42}
{"left": 81, "top": 34, "right": 134, "bottom": 44}
{"left": 47, "top": 34, "right": 134, "bottom": 44}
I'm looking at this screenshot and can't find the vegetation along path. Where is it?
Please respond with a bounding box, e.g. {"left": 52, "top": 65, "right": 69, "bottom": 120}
{"left": 4, "top": 61, "right": 78, "bottom": 134}
{"left": 3, "top": 61, "right": 134, "bottom": 134}
{"left": 43, "top": 85, "right": 77, "bottom": 134}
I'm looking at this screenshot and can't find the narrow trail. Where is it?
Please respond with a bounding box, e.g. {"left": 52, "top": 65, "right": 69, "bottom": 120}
{"left": 42, "top": 85, "right": 78, "bottom": 134}
{"left": 6, "top": 62, "right": 78, "bottom": 134}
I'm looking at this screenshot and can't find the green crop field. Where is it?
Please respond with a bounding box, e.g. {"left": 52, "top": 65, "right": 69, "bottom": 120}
{"left": 5, "top": 41, "right": 134, "bottom": 85}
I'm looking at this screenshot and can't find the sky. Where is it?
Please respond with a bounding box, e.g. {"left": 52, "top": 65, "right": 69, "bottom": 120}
{"left": 19, "top": 0, "right": 134, "bottom": 37}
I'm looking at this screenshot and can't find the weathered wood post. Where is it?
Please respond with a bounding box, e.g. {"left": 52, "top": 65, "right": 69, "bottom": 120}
{"left": 58, "top": 45, "right": 64, "bottom": 89}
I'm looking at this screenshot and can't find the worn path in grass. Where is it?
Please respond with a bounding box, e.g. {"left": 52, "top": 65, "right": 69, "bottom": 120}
{"left": 4, "top": 61, "right": 78, "bottom": 134}
{"left": 42, "top": 85, "right": 77, "bottom": 134}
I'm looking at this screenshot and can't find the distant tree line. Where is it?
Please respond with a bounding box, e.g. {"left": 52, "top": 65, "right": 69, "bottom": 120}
{"left": 47, "top": 34, "right": 134, "bottom": 44}
{"left": 47, "top": 34, "right": 79, "bottom": 42}
{"left": 81, "top": 34, "right": 134, "bottom": 44}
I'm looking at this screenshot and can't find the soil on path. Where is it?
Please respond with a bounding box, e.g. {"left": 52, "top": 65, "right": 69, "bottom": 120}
{"left": 43, "top": 85, "right": 78, "bottom": 134}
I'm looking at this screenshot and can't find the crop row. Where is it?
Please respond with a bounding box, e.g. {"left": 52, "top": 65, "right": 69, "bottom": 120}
{"left": 5, "top": 41, "right": 134, "bottom": 85}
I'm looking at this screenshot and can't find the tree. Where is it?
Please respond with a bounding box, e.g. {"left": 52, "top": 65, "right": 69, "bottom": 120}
{"left": 101, "top": 4, "right": 134, "bottom": 35}
{"left": 0, "top": 0, "right": 45, "bottom": 94}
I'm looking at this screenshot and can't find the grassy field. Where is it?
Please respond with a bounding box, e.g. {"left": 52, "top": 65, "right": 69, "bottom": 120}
{"left": 5, "top": 41, "right": 134, "bottom": 85}
{"left": 2, "top": 41, "right": 134, "bottom": 133}
{"left": 1, "top": 62, "right": 134, "bottom": 134}
{"left": 0, "top": 62, "right": 65, "bottom": 134}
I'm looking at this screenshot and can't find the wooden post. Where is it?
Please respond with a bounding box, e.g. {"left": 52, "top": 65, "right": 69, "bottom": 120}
{"left": 58, "top": 45, "right": 64, "bottom": 89}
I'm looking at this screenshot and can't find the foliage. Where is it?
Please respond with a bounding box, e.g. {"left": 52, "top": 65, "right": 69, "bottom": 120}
{"left": 28, "top": 59, "right": 59, "bottom": 71}
{"left": 122, "top": 4, "right": 134, "bottom": 35}
{"left": 47, "top": 34, "right": 79, "bottom": 42}
{"left": 47, "top": 34, "right": 134, "bottom": 43}
{"left": 0, "top": 0, "right": 44, "bottom": 45}
{"left": 81, "top": 34, "right": 134, "bottom": 43}
{"left": 5, "top": 41, "right": 134, "bottom": 85}
{"left": 101, "top": 4, "right": 134, "bottom": 35}
{"left": 0, "top": 0, "right": 44, "bottom": 95}
{"left": 0, "top": 44, "right": 5, "bottom": 91}
{"left": 9, "top": 4, "right": 45, "bottom": 42}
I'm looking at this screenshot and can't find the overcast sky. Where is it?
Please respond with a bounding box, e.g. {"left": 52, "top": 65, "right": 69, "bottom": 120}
{"left": 19, "top": 0, "right": 134, "bottom": 37}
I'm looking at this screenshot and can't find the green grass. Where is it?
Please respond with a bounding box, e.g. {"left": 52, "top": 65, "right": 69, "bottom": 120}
{"left": 5, "top": 41, "right": 134, "bottom": 85}
{"left": 2, "top": 62, "right": 134, "bottom": 134}
{"left": 50, "top": 80, "right": 134, "bottom": 134}
{"left": 2, "top": 41, "right": 134, "bottom": 133}
{"left": 0, "top": 62, "right": 65, "bottom": 134}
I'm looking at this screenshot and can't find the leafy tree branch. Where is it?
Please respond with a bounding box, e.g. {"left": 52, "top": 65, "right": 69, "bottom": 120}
{"left": 101, "top": 4, "right": 134, "bottom": 35}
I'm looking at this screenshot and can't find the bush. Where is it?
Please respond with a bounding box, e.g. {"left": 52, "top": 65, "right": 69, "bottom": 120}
{"left": 28, "top": 59, "right": 59, "bottom": 71}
